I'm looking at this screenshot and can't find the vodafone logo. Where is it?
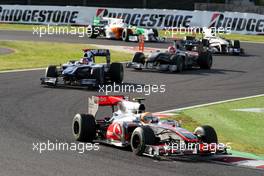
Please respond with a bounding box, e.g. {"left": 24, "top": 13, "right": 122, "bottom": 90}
{"left": 113, "top": 123, "right": 122, "bottom": 139}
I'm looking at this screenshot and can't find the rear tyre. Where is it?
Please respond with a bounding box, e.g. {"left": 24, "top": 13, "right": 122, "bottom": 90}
{"left": 131, "top": 126, "right": 156, "bottom": 156}
{"left": 152, "top": 28, "right": 159, "bottom": 37}
{"left": 122, "top": 28, "right": 129, "bottom": 42}
{"left": 72, "top": 114, "right": 96, "bottom": 142}
{"left": 110, "top": 63, "right": 124, "bottom": 83}
{"left": 45, "top": 65, "right": 58, "bottom": 77}
{"left": 194, "top": 125, "right": 218, "bottom": 144}
{"left": 185, "top": 36, "right": 195, "bottom": 40}
{"left": 198, "top": 53, "right": 212, "bottom": 69}
{"left": 93, "top": 68, "right": 104, "bottom": 86}
{"left": 202, "top": 39, "right": 209, "bottom": 47}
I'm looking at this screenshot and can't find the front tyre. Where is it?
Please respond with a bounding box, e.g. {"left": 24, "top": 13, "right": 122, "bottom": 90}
{"left": 233, "top": 40, "right": 240, "bottom": 49}
{"left": 72, "top": 114, "right": 96, "bottom": 142}
{"left": 45, "top": 65, "right": 58, "bottom": 77}
{"left": 132, "top": 52, "right": 145, "bottom": 64}
{"left": 131, "top": 52, "right": 145, "bottom": 70}
{"left": 130, "top": 126, "right": 156, "bottom": 156}
{"left": 198, "top": 53, "right": 212, "bottom": 69}
{"left": 170, "top": 55, "right": 183, "bottom": 73}
{"left": 194, "top": 125, "right": 218, "bottom": 144}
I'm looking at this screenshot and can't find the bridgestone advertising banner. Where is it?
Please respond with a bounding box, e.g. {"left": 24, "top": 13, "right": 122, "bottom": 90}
{"left": 0, "top": 5, "right": 263, "bottom": 35}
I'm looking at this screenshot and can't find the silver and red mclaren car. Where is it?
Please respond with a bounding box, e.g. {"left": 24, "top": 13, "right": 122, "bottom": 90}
{"left": 72, "top": 96, "right": 227, "bottom": 157}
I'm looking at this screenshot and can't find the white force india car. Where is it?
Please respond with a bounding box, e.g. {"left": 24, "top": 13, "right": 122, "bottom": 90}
{"left": 72, "top": 96, "right": 227, "bottom": 157}
{"left": 202, "top": 28, "right": 244, "bottom": 55}
{"left": 90, "top": 17, "right": 165, "bottom": 42}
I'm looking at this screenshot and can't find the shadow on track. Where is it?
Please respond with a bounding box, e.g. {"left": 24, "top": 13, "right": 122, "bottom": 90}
{"left": 41, "top": 82, "right": 147, "bottom": 92}
{"left": 127, "top": 68, "right": 246, "bottom": 76}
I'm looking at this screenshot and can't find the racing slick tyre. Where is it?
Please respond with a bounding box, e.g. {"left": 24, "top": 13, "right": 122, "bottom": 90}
{"left": 122, "top": 28, "right": 129, "bottom": 42}
{"left": 152, "top": 28, "right": 159, "bottom": 37}
{"left": 194, "top": 125, "right": 218, "bottom": 144}
{"left": 72, "top": 114, "right": 96, "bottom": 142}
{"left": 45, "top": 65, "right": 58, "bottom": 77}
{"left": 202, "top": 39, "right": 209, "bottom": 47}
{"left": 186, "top": 36, "right": 195, "bottom": 40}
{"left": 131, "top": 126, "right": 156, "bottom": 156}
{"left": 93, "top": 67, "right": 104, "bottom": 86}
{"left": 88, "top": 26, "right": 99, "bottom": 38}
{"left": 198, "top": 53, "right": 212, "bottom": 69}
{"left": 110, "top": 63, "right": 124, "bottom": 83}
{"left": 132, "top": 52, "right": 145, "bottom": 70}
{"left": 233, "top": 40, "right": 240, "bottom": 49}
{"left": 169, "top": 55, "right": 183, "bottom": 73}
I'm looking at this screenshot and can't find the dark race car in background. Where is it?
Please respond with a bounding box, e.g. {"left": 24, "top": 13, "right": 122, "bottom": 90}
{"left": 40, "top": 49, "right": 123, "bottom": 88}
{"left": 126, "top": 39, "right": 213, "bottom": 73}
{"left": 72, "top": 95, "right": 227, "bottom": 157}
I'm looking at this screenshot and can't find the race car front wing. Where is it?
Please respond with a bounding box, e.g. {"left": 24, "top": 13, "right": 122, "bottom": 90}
{"left": 143, "top": 143, "right": 228, "bottom": 158}
{"left": 40, "top": 77, "right": 98, "bottom": 87}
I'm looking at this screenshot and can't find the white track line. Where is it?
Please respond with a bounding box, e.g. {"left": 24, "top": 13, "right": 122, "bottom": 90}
{"left": 240, "top": 41, "right": 264, "bottom": 44}
{"left": 159, "top": 94, "right": 264, "bottom": 113}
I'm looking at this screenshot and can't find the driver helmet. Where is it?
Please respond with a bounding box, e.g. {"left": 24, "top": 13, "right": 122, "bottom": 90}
{"left": 167, "top": 45, "right": 176, "bottom": 54}
{"left": 80, "top": 57, "right": 89, "bottom": 64}
{"left": 80, "top": 51, "right": 93, "bottom": 64}
{"left": 140, "top": 112, "right": 159, "bottom": 124}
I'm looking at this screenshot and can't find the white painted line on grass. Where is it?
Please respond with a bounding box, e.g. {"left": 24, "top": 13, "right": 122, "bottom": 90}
{"left": 159, "top": 94, "right": 264, "bottom": 113}
{"left": 0, "top": 67, "right": 45, "bottom": 74}
{"left": 232, "top": 108, "right": 264, "bottom": 113}
{"left": 0, "top": 61, "right": 129, "bottom": 74}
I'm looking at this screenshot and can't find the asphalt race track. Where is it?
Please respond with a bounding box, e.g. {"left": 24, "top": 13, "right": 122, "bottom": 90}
{"left": 0, "top": 30, "right": 264, "bottom": 176}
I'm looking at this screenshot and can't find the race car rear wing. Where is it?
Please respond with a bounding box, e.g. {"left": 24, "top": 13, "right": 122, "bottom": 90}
{"left": 88, "top": 95, "right": 125, "bottom": 116}
{"left": 97, "top": 95, "right": 125, "bottom": 106}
